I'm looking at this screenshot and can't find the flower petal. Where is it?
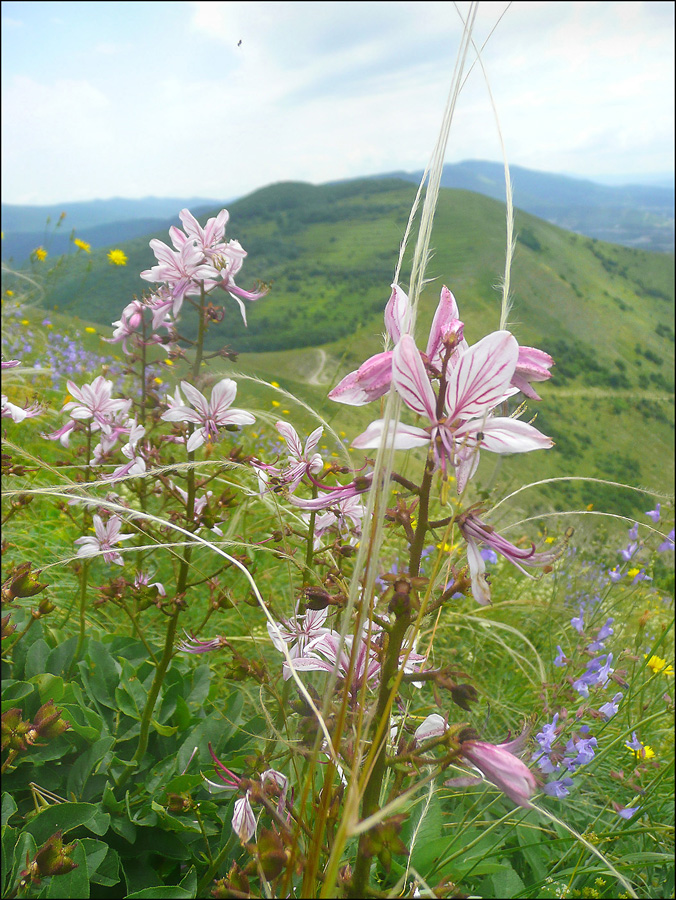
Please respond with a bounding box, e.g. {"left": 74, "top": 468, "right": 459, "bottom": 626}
{"left": 392, "top": 335, "right": 437, "bottom": 421}
{"left": 446, "top": 331, "right": 518, "bottom": 420}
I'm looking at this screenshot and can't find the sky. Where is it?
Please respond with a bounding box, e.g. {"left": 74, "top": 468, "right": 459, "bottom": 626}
{"left": 1, "top": 0, "right": 674, "bottom": 206}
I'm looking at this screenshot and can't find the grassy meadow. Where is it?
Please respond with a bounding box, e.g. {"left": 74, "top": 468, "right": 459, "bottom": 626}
{"left": 1, "top": 173, "right": 674, "bottom": 900}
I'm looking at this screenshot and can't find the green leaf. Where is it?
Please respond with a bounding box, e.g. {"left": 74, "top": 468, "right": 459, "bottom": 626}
{"left": 60, "top": 703, "right": 103, "bottom": 742}
{"left": 488, "top": 864, "right": 526, "bottom": 898}
{"left": 162, "top": 774, "right": 204, "bottom": 796}
{"left": 115, "top": 658, "right": 148, "bottom": 721}
{"left": 46, "top": 636, "right": 79, "bottom": 678}
{"left": 66, "top": 736, "right": 115, "bottom": 798}
{"left": 172, "top": 695, "right": 193, "bottom": 731}
{"left": 24, "top": 639, "right": 51, "bottom": 680}
{"left": 409, "top": 793, "right": 443, "bottom": 874}
{"left": 29, "top": 674, "right": 65, "bottom": 704}
{"left": 1, "top": 680, "right": 35, "bottom": 708}
{"left": 125, "top": 888, "right": 194, "bottom": 899}
{"left": 149, "top": 801, "right": 202, "bottom": 835}
{"left": 150, "top": 719, "right": 178, "bottom": 737}
{"left": 23, "top": 802, "right": 110, "bottom": 844}
{"left": 186, "top": 664, "right": 211, "bottom": 706}
{"left": 11, "top": 831, "right": 38, "bottom": 891}
{"left": 1, "top": 793, "right": 18, "bottom": 828}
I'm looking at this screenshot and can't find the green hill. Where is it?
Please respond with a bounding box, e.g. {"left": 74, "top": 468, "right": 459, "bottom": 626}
{"left": 6, "top": 177, "right": 674, "bottom": 518}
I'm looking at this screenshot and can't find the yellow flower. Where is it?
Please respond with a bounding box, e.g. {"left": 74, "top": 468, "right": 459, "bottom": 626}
{"left": 645, "top": 654, "right": 674, "bottom": 676}
{"left": 84, "top": 326, "right": 97, "bottom": 334}
{"left": 153, "top": 377, "right": 163, "bottom": 385}
{"left": 545, "top": 536, "right": 555, "bottom": 544}
{"left": 164, "top": 359, "right": 173, "bottom": 366}
{"left": 34, "top": 246, "right": 48, "bottom": 261}
{"left": 586, "top": 503, "right": 594, "bottom": 511}
{"left": 107, "top": 248, "right": 128, "bottom": 266}
{"left": 21, "top": 319, "right": 30, "bottom": 326}
{"left": 436, "top": 541, "right": 457, "bottom": 553}
{"left": 270, "top": 381, "right": 280, "bottom": 388}
{"left": 5, "top": 290, "right": 14, "bottom": 297}
{"left": 271, "top": 400, "right": 280, "bottom": 408}
{"left": 627, "top": 567, "right": 641, "bottom": 580}
{"left": 74, "top": 238, "right": 91, "bottom": 253}
{"left": 282, "top": 409, "right": 290, "bottom": 415}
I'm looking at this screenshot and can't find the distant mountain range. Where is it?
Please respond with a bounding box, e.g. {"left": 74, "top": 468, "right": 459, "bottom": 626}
{"left": 1, "top": 160, "right": 673, "bottom": 263}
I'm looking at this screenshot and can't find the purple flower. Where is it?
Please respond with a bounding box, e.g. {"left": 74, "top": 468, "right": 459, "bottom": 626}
{"left": 570, "top": 610, "right": 585, "bottom": 633}
{"left": 658, "top": 529, "right": 675, "bottom": 553}
{"left": 615, "top": 805, "right": 640, "bottom": 819}
{"left": 553, "top": 645, "right": 569, "bottom": 667}
{"left": 252, "top": 421, "right": 324, "bottom": 494}
{"left": 646, "top": 503, "right": 661, "bottom": 523}
{"left": 161, "top": 379, "right": 254, "bottom": 452}
{"left": 534, "top": 714, "right": 559, "bottom": 754}
{"left": 628, "top": 522, "right": 639, "bottom": 541}
{"left": 543, "top": 777, "right": 574, "bottom": 799}
{"left": 598, "top": 692, "right": 623, "bottom": 719}
{"left": 608, "top": 567, "right": 623, "bottom": 582}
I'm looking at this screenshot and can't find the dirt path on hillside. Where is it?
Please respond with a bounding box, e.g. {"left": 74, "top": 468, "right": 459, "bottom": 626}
{"left": 307, "top": 348, "right": 329, "bottom": 385}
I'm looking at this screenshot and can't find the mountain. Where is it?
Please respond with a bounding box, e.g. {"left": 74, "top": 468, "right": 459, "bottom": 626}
{"left": 0, "top": 196, "right": 224, "bottom": 233}
{"left": 368, "top": 160, "right": 674, "bottom": 252}
{"left": 0, "top": 198, "right": 224, "bottom": 266}
{"left": 4, "top": 176, "right": 672, "bottom": 517}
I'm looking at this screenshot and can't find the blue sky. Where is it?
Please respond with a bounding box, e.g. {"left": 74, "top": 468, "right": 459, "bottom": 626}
{"left": 2, "top": 1, "right": 674, "bottom": 204}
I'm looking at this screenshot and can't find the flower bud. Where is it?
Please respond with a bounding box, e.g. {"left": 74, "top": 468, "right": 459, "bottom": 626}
{"left": 32, "top": 700, "right": 71, "bottom": 740}
{"left": 2, "top": 562, "right": 49, "bottom": 601}
{"left": 461, "top": 739, "right": 537, "bottom": 809}
{"left": 32, "top": 831, "right": 78, "bottom": 877}
{"left": 1, "top": 708, "right": 32, "bottom": 751}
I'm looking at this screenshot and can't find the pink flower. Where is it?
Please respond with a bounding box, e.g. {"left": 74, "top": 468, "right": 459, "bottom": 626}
{"left": 1, "top": 395, "right": 41, "bottom": 423}
{"left": 140, "top": 239, "right": 219, "bottom": 314}
{"left": 268, "top": 604, "right": 333, "bottom": 661}
{"left": 264, "top": 421, "right": 324, "bottom": 493}
{"left": 74, "top": 514, "right": 134, "bottom": 565}
{"left": 353, "top": 331, "right": 552, "bottom": 491}
{"left": 161, "top": 379, "right": 255, "bottom": 452}
{"left": 63, "top": 376, "right": 131, "bottom": 435}
{"left": 458, "top": 509, "right": 567, "bottom": 605}
{"left": 511, "top": 346, "right": 554, "bottom": 400}
{"left": 460, "top": 736, "right": 537, "bottom": 809}
{"left": 414, "top": 713, "right": 448, "bottom": 744}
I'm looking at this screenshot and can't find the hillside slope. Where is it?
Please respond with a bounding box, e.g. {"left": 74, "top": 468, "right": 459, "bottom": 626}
{"left": 4, "top": 178, "right": 673, "bottom": 516}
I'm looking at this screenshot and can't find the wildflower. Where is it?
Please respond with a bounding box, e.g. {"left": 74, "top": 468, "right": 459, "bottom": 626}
{"left": 107, "top": 249, "right": 128, "bottom": 266}
{"left": 645, "top": 503, "right": 661, "bottom": 523}
{"left": 177, "top": 633, "right": 227, "bottom": 654}
{"left": 353, "top": 330, "right": 552, "bottom": 492}
{"left": 598, "top": 692, "right": 623, "bottom": 719}
{"left": 613, "top": 803, "right": 640, "bottom": 819}
{"left": 645, "top": 655, "right": 674, "bottom": 676}
{"left": 161, "top": 379, "right": 255, "bottom": 452}
{"left": 625, "top": 732, "right": 655, "bottom": 760}
{"left": 34, "top": 246, "right": 48, "bottom": 261}
{"left": 570, "top": 609, "right": 585, "bottom": 633}
{"left": 553, "top": 645, "right": 569, "bottom": 667}
{"left": 63, "top": 375, "right": 131, "bottom": 434}
{"left": 74, "top": 514, "right": 134, "bottom": 565}
{"left": 608, "top": 566, "right": 623, "bottom": 582}
{"left": 267, "top": 604, "right": 333, "bottom": 662}
{"left": 286, "top": 626, "right": 424, "bottom": 698}
{"left": 658, "top": 529, "right": 674, "bottom": 553}
{"left": 460, "top": 734, "right": 537, "bottom": 809}
{"left": 1, "top": 395, "right": 41, "bottom": 423}
{"left": 511, "top": 345, "right": 554, "bottom": 400}
{"left": 414, "top": 713, "right": 448, "bottom": 744}
{"left": 457, "top": 509, "right": 566, "bottom": 605}
{"left": 141, "top": 239, "right": 219, "bottom": 313}
{"left": 1, "top": 359, "right": 21, "bottom": 369}
{"left": 73, "top": 237, "right": 91, "bottom": 253}
{"left": 262, "top": 421, "right": 324, "bottom": 493}
{"left": 543, "top": 777, "right": 574, "bottom": 799}
{"left": 588, "top": 617, "right": 614, "bottom": 651}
